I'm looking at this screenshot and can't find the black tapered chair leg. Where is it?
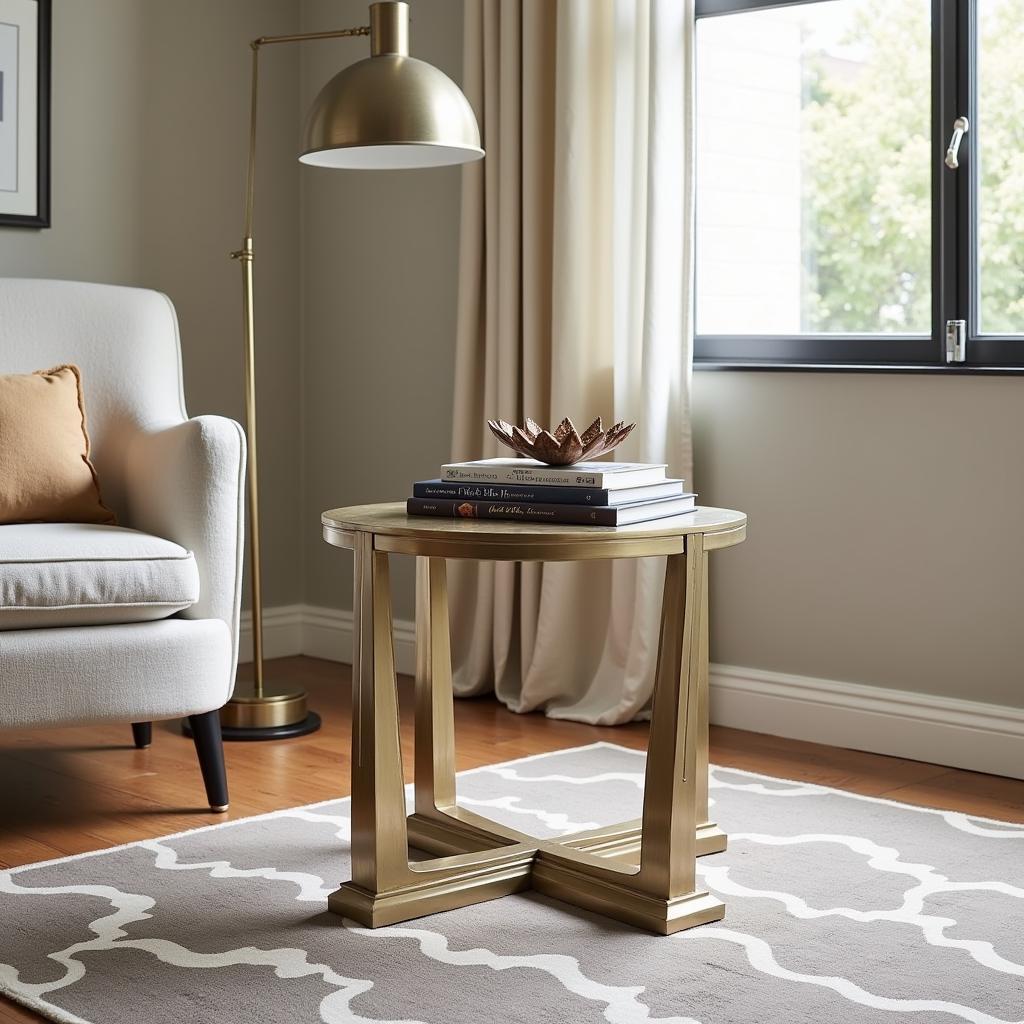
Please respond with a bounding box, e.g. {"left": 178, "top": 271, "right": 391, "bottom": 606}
{"left": 188, "top": 710, "right": 229, "bottom": 813}
{"left": 131, "top": 722, "right": 152, "bottom": 749}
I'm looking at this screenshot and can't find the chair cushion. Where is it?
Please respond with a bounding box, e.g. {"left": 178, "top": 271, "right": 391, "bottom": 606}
{"left": 0, "top": 523, "right": 199, "bottom": 630}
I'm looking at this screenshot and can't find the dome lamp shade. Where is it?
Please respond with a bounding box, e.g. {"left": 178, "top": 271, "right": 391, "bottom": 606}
{"left": 299, "top": 2, "right": 484, "bottom": 170}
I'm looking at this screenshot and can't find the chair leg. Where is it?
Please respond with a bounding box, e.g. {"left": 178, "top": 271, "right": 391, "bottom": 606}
{"left": 188, "top": 710, "right": 229, "bottom": 813}
{"left": 131, "top": 722, "right": 152, "bottom": 749}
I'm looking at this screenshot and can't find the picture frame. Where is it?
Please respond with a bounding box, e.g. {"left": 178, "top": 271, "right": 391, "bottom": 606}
{"left": 0, "top": 0, "right": 50, "bottom": 228}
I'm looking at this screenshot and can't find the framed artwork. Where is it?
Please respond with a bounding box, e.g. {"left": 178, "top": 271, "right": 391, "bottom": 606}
{"left": 0, "top": 0, "right": 50, "bottom": 228}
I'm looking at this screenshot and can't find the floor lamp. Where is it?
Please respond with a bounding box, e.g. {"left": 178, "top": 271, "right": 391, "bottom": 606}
{"left": 220, "top": 1, "right": 483, "bottom": 739}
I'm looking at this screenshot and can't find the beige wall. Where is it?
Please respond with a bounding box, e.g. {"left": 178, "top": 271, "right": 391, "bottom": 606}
{"left": 0, "top": 0, "right": 459, "bottom": 616}
{"left": 692, "top": 372, "right": 1024, "bottom": 707}
{"left": 0, "top": 0, "right": 304, "bottom": 608}
{"left": 0, "top": 0, "right": 147, "bottom": 283}
{"left": 293, "top": 1, "right": 1024, "bottom": 711}
{"left": 5, "top": 2, "right": 1020, "bottom": 710}
{"left": 299, "top": 0, "right": 464, "bottom": 621}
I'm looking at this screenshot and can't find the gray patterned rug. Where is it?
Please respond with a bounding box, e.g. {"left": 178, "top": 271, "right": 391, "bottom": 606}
{"left": 1, "top": 742, "right": 1022, "bottom": 1024}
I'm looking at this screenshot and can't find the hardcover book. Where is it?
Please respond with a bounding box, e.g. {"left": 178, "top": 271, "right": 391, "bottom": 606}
{"left": 407, "top": 494, "right": 697, "bottom": 527}
{"left": 412, "top": 478, "right": 685, "bottom": 506}
{"left": 440, "top": 458, "right": 667, "bottom": 489}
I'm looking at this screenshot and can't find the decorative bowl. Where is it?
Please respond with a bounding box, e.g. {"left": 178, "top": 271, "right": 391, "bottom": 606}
{"left": 486, "top": 416, "right": 636, "bottom": 466}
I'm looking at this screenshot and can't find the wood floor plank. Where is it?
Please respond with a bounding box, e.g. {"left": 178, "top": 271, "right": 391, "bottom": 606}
{"left": 0, "top": 998, "right": 38, "bottom": 1024}
{"left": 2, "top": 653, "right": 1022, "bottom": 1023}
{"left": 706, "top": 725, "right": 957, "bottom": 797}
{"left": 879, "top": 769, "right": 1024, "bottom": 822}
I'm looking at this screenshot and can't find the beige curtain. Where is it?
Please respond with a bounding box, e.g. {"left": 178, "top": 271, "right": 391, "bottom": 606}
{"left": 449, "top": 0, "right": 695, "bottom": 725}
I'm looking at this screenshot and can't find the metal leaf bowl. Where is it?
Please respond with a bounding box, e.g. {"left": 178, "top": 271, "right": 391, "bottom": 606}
{"left": 486, "top": 416, "right": 636, "bottom": 466}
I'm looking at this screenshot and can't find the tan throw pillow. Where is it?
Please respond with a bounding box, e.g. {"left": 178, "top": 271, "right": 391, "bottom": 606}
{"left": 0, "top": 365, "right": 115, "bottom": 525}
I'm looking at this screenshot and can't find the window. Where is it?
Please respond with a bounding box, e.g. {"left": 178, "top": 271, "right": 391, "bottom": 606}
{"left": 694, "top": 0, "right": 1024, "bottom": 370}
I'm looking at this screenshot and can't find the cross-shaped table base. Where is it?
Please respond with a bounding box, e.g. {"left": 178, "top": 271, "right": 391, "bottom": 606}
{"left": 320, "top": 503, "right": 746, "bottom": 935}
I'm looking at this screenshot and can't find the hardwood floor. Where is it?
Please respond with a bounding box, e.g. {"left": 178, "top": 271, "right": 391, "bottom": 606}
{"left": 2, "top": 655, "right": 1022, "bottom": 1023}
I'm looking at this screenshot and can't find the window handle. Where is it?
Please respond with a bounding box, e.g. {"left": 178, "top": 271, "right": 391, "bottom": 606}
{"left": 945, "top": 116, "right": 969, "bottom": 169}
{"left": 946, "top": 320, "right": 966, "bottom": 363}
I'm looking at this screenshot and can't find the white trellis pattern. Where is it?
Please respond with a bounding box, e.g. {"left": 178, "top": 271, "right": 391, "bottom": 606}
{"left": 2, "top": 743, "right": 1022, "bottom": 1024}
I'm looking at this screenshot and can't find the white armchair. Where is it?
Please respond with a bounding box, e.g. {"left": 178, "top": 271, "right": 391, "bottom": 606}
{"left": 0, "top": 279, "right": 245, "bottom": 811}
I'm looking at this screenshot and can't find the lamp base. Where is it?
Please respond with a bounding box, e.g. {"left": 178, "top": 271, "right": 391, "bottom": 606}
{"left": 191, "top": 683, "right": 323, "bottom": 741}
{"left": 218, "top": 712, "right": 322, "bottom": 741}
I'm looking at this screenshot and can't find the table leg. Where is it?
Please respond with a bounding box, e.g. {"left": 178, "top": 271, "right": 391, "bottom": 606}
{"left": 413, "top": 555, "right": 456, "bottom": 817}
{"left": 332, "top": 535, "right": 724, "bottom": 933}
{"left": 696, "top": 556, "right": 728, "bottom": 855}
{"left": 550, "top": 553, "right": 726, "bottom": 862}
{"left": 531, "top": 537, "right": 726, "bottom": 933}
{"left": 408, "top": 555, "right": 534, "bottom": 855}
{"left": 329, "top": 536, "right": 535, "bottom": 928}
{"left": 331, "top": 533, "right": 414, "bottom": 916}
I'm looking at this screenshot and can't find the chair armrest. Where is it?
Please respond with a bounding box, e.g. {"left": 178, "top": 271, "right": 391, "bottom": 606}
{"left": 123, "top": 416, "right": 246, "bottom": 676}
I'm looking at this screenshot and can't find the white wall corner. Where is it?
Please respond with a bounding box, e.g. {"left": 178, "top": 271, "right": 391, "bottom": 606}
{"left": 240, "top": 604, "right": 1024, "bottom": 781}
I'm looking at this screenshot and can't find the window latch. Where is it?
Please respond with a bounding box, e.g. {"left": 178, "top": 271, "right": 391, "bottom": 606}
{"left": 946, "top": 320, "right": 966, "bottom": 363}
{"left": 945, "top": 116, "right": 969, "bottom": 169}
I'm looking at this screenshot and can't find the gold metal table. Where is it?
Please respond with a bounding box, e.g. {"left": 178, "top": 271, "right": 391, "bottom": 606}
{"left": 321, "top": 501, "right": 746, "bottom": 935}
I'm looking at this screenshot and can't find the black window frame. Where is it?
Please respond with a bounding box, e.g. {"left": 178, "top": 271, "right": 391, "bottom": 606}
{"left": 693, "top": 0, "right": 1024, "bottom": 372}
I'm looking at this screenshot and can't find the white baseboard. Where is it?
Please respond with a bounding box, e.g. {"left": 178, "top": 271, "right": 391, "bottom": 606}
{"left": 240, "top": 604, "right": 1024, "bottom": 780}
{"left": 708, "top": 665, "right": 1024, "bottom": 780}
{"left": 238, "top": 605, "right": 306, "bottom": 663}
{"left": 302, "top": 605, "right": 418, "bottom": 672}
{"left": 239, "top": 604, "right": 416, "bottom": 675}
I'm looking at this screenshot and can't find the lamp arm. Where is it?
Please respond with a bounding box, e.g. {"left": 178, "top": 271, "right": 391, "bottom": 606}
{"left": 240, "top": 25, "right": 370, "bottom": 240}
{"left": 229, "top": 23, "right": 369, "bottom": 695}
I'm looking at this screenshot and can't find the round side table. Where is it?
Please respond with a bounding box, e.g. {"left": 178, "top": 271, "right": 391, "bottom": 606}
{"left": 322, "top": 501, "right": 746, "bottom": 935}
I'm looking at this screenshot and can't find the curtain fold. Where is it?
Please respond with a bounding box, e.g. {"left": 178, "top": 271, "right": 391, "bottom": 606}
{"left": 450, "top": 0, "right": 695, "bottom": 725}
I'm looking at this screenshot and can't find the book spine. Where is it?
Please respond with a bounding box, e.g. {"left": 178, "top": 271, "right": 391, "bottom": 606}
{"left": 413, "top": 481, "right": 611, "bottom": 504}
{"left": 441, "top": 465, "right": 607, "bottom": 487}
{"left": 407, "top": 497, "right": 619, "bottom": 526}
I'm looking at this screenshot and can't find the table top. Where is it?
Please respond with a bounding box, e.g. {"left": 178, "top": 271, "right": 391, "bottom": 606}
{"left": 322, "top": 502, "right": 746, "bottom": 561}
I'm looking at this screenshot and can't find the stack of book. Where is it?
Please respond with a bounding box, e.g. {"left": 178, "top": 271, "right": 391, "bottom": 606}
{"left": 407, "top": 458, "right": 697, "bottom": 526}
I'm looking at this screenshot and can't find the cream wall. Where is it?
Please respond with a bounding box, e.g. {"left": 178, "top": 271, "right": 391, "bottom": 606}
{"left": 0, "top": 0, "right": 304, "bottom": 608}
{"left": 299, "top": 0, "right": 464, "bottom": 622}
{"left": 3, "top": 2, "right": 1020, "bottom": 713}
{"left": 692, "top": 372, "right": 1024, "bottom": 707}
{"left": 292, "top": 0, "right": 1023, "bottom": 711}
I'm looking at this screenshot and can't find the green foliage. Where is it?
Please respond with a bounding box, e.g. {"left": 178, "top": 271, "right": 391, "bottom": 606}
{"left": 801, "top": 0, "right": 1023, "bottom": 333}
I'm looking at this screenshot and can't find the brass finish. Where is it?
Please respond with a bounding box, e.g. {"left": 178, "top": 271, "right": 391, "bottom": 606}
{"left": 330, "top": 534, "right": 536, "bottom": 926}
{"left": 300, "top": 60, "right": 483, "bottom": 168}
{"left": 237, "top": 234, "right": 263, "bottom": 695}
{"left": 323, "top": 503, "right": 746, "bottom": 934}
{"left": 227, "top": 6, "right": 481, "bottom": 734}
{"left": 369, "top": 1, "right": 407, "bottom": 56}
{"left": 251, "top": 26, "right": 369, "bottom": 49}
{"left": 696, "top": 553, "right": 727, "bottom": 854}
{"left": 375, "top": 533, "right": 688, "bottom": 562}
{"left": 323, "top": 503, "right": 744, "bottom": 563}
{"left": 323, "top": 501, "right": 746, "bottom": 548}
{"left": 219, "top": 683, "right": 309, "bottom": 729}
{"left": 300, "top": 3, "right": 483, "bottom": 168}
{"left": 228, "top": 19, "right": 377, "bottom": 711}
{"left": 230, "top": 27, "right": 369, "bottom": 720}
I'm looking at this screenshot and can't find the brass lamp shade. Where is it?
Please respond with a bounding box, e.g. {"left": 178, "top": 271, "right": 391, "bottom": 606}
{"left": 300, "top": 2, "right": 483, "bottom": 170}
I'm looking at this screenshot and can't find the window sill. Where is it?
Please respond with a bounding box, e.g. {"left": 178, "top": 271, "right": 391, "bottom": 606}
{"left": 693, "top": 361, "right": 1024, "bottom": 376}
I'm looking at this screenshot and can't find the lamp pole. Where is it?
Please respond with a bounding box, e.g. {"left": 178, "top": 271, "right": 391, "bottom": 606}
{"left": 222, "top": 24, "right": 371, "bottom": 739}
{"left": 204, "top": 0, "right": 481, "bottom": 738}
